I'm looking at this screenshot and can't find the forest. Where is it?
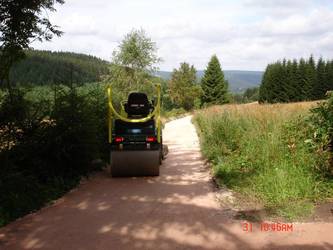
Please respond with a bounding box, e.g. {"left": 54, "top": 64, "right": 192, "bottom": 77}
{"left": 8, "top": 50, "right": 110, "bottom": 86}
{"left": 259, "top": 56, "right": 333, "bottom": 103}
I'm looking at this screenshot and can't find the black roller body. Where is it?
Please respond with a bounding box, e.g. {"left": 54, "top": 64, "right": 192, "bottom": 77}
{"left": 110, "top": 150, "right": 160, "bottom": 177}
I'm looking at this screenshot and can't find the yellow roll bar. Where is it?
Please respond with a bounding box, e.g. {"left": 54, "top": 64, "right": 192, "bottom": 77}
{"left": 108, "top": 84, "right": 161, "bottom": 143}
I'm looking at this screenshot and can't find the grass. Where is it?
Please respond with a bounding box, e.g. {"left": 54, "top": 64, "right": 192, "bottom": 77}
{"left": 194, "top": 101, "right": 333, "bottom": 220}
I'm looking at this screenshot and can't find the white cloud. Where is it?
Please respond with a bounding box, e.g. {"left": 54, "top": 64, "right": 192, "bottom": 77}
{"left": 32, "top": 0, "right": 333, "bottom": 71}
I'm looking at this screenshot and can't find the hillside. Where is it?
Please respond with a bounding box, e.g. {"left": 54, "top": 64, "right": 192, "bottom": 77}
{"left": 156, "top": 70, "right": 263, "bottom": 93}
{"left": 9, "top": 50, "right": 110, "bottom": 86}
{"left": 8, "top": 50, "right": 263, "bottom": 92}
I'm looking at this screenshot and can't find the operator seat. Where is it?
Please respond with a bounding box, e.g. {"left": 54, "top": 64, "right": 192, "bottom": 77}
{"left": 125, "top": 92, "right": 152, "bottom": 118}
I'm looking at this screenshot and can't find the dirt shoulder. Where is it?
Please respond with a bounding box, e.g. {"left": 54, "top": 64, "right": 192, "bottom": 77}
{"left": 0, "top": 116, "right": 333, "bottom": 250}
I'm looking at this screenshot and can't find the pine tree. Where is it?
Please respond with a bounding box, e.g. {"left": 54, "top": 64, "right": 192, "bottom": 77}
{"left": 259, "top": 56, "right": 333, "bottom": 103}
{"left": 259, "top": 64, "right": 270, "bottom": 103}
{"left": 327, "top": 60, "right": 333, "bottom": 94}
{"left": 313, "top": 57, "right": 328, "bottom": 100}
{"left": 298, "top": 58, "right": 310, "bottom": 100}
{"left": 306, "top": 55, "right": 317, "bottom": 100}
{"left": 290, "top": 59, "right": 302, "bottom": 101}
{"left": 201, "top": 55, "right": 229, "bottom": 104}
{"left": 283, "top": 59, "right": 294, "bottom": 102}
{"left": 269, "top": 61, "right": 288, "bottom": 103}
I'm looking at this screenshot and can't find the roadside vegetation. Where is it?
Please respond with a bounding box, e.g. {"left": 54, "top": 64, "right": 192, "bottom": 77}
{"left": 194, "top": 97, "right": 333, "bottom": 220}
{"left": 0, "top": 83, "right": 109, "bottom": 226}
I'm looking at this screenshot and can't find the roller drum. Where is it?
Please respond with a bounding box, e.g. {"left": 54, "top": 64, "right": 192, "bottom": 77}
{"left": 110, "top": 150, "right": 160, "bottom": 177}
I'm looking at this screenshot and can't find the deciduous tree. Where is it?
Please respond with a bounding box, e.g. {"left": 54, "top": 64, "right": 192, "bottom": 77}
{"left": 0, "top": 0, "right": 64, "bottom": 91}
{"left": 169, "top": 62, "right": 202, "bottom": 110}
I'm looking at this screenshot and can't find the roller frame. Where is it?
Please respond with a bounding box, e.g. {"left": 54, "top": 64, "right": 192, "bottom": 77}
{"left": 107, "top": 84, "right": 162, "bottom": 177}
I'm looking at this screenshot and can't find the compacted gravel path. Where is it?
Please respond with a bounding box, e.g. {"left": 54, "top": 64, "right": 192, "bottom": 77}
{"left": 1, "top": 116, "right": 333, "bottom": 250}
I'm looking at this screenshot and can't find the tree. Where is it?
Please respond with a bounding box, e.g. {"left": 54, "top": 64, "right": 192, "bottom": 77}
{"left": 306, "top": 55, "right": 317, "bottom": 100}
{"left": 0, "top": 0, "right": 64, "bottom": 91}
{"left": 298, "top": 58, "right": 309, "bottom": 100}
{"left": 201, "top": 55, "right": 229, "bottom": 105}
{"left": 313, "top": 57, "right": 328, "bottom": 100}
{"left": 112, "top": 29, "right": 160, "bottom": 71}
{"left": 259, "top": 56, "right": 333, "bottom": 103}
{"left": 259, "top": 64, "right": 272, "bottom": 103}
{"left": 8, "top": 50, "right": 109, "bottom": 86}
{"left": 243, "top": 87, "right": 259, "bottom": 102}
{"left": 169, "top": 62, "right": 202, "bottom": 110}
{"left": 109, "top": 29, "right": 161, "bottom": 100}
{"left": 290, "top": 59, "right": 302, "bottom": 101}
{"left": 259, "top": 62, "right": 287, "bottom": 103}
{"left": 327, "top": 60, "right": 333, "bottom": 93}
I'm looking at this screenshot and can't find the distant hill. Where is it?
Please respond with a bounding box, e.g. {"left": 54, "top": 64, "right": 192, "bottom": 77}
{"left": 10, "top": 50, "right": 110, "bottom": 86}
{"left": 156, "top": 70, "right": 263, "bottom": 93}
{"left": 9, "top": 50, "right": 263, "bottom": 92}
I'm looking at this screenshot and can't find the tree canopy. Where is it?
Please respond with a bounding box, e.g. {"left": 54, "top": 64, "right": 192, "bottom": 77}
{"left": 201, "top": 55, "right": 229, "bottom": 105}
{"left": 169, "top": 62, "right": 202, "bottom": 110}
{"left": 9, "top": 50, "right": 109, "bottom": 86}
{"left": 0, "top": 0, "right": 64, "bottom": 88}
{"left": 259, "top": 56, "right": 333, "bottom": 103}
{"left": 109, "top": 29, "right": 161, "bottom": 92}
{"left": 112, "top": 29, "right": 160, "bottom": 72}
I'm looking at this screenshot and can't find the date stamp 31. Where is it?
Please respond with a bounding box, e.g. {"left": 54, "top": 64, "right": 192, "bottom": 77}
{"left": 242, "top": 222, "right": 294, "bottom": 233}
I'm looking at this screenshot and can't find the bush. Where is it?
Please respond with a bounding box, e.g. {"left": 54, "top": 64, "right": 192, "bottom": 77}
{"left": 162, "top": 108, "right": 187, "bottom": 119}
{"left": 308, "top": 93, "right": 333, "bottom": 175}
{"left": 194, "top": 102, "right": 333, "bottom": 220}
{"left": 0, "top": 86, "right": 103, "bottom": 226}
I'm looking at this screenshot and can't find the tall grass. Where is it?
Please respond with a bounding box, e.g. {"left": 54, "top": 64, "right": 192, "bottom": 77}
{"left": 194, "top": 102, "right": 333, "bottom": 220}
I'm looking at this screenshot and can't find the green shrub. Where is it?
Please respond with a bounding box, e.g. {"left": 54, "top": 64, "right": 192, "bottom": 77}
{"left": 194, "top": 102, "right": 333, "bottom": 220}
{"left": 162, "top": 108, "right": 187, "bottom": 119}
{"left": 309, "top": 93, "right": 333, "bottom": 176}
{"left": 0, "top": 86, "right": 102, "bottom": 226}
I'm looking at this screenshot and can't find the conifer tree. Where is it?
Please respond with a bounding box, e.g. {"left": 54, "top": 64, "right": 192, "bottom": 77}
{"left": 306, "top": 55, "right": 317, "bottom": 100}
{"left": 313, "top": 57, "right": 328, "bottom": 100}
{"left": 298, "top": 58, "right": 310, "bottom": 100}
{"left": 201, "top": 55, "right": 229, "bottom": 104}
{"left": 282, "top": 59, "right": 294, "bottom": 102}
{"left": 327, "top": 60, "right": 333, "bottom": 93}
{"left": 259, "top": 56, "right": 333, "bottom": 103}
{"left": 290, "top": 59, "right": 301, "bottom": 101}
{"left": 270, "top": 61, "right": 288, "bottom": 102}
{"left": 259, "top": 64, "right": 271, "bottom": 103}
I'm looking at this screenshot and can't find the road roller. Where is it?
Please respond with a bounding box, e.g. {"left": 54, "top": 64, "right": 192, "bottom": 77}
{"left": 107, "top": 84, "right": 163, "bottom": 177}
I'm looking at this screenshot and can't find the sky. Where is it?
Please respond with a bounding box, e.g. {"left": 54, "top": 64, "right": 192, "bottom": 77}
{"left": 32, "top": 0, "right": 333, "bottom": 71}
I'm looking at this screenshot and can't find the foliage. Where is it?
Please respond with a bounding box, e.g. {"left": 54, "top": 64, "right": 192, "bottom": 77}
{"left": 162, "top": 107, "right": 187, "bottom": 119}
{"left": 108, "top": 29, "right": 162, "bottom": 110}
{"left": 168, "top": 62, "right": 202, "bottom": 111}
{"left": 194, "top": 102, "right": 333, "bottom": 219}
{"left": 232, "top": 87, "right": 259, "bottom": 103}
{"left": 259, "top": 56, "right": 333, "bottom": 103}
{"left": 0, "top": 0, "right": 64, "bottom": 88}
{"left": 0, "top": 84, "right": 106, "bottom": 226}
{"left": 201, "top": 55, "right": 229, "bottom": 105}
{"left": 309, "top": 92, "right": 333, "bottom": 175}
{"left": 9, "top": 50, "right": 109, "bottom": 86}
{"left": 112, "top": 29, "right": 161, "bottom": 72}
